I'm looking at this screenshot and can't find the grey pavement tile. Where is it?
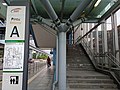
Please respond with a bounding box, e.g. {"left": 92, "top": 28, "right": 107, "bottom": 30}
{"left": 0, "top": 63, "right": 53, "bottom": 90}
{"left": 28, "top": 66, "right": 53, "bottom": 90}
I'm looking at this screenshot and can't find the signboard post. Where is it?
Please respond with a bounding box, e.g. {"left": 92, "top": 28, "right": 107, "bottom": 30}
{"left": 2, "top": 1, "right": 30, "bottom": 90}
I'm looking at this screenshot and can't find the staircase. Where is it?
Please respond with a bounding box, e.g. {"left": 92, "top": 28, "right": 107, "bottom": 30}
{"left": 66, "top": 45, "right": 119, "bottom": 90}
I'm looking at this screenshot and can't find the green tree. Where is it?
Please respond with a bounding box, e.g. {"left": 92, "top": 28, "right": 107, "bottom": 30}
{"left": 37, "top": 53, "right": 48, "bottom": 59}
{"left": 32, "top": 53, "right": 36, "bottom": 59}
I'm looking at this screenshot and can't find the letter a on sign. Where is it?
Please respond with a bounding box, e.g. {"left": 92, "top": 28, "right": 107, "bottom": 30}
{"left": 10, "top": 26, "right": 19, "bottom": 37}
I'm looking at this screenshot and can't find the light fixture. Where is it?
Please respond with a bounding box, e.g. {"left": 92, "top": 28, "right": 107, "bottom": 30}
{"left": 2, "top": 3, "right": 7, "bottom": 6}
{"left": 94, "top": 0, "right": 101, "bottom": 7}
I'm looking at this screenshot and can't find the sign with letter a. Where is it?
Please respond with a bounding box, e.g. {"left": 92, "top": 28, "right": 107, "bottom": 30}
{"left": 2, "top": 6, "right": 26, "bottom": 90}
{"left": 5, "top": 6, "right": 26, "bottom": 40}
{"left": 10, "top": 26, "right": 19, "bottom": 37}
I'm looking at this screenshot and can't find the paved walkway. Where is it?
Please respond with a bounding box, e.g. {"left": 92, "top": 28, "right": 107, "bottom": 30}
{"left": 28, "top": 66, "right": 54, "bottom": 90}
{"left": 0, "top": 65, "right": 54, "bottom": 90}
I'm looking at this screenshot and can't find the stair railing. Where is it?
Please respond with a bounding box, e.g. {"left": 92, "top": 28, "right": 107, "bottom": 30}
{"left": 78, "top": 38, "right": 120, "bottom": 86}
{"left": 79, "top": 38, "right": 97, "bottom": 65}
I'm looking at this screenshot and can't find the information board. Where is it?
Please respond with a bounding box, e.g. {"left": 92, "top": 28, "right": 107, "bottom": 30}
{"left": 3, "top": 43, "right": 24, "bottom": 71}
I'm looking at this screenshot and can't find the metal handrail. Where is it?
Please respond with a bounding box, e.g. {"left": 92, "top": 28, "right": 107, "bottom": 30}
{"left": 94, "top": 53, "right": 120, "bottom": 69}
{"left": 81, "top": 38, "right": 97, "bottom": 57}
{"left": 105, "top": 54, "right": 120, "bottom": 68}
{"left": 81, "top": 38, "right": 120, "bottom": 69}
{"left": 107, "top": 53, "right": 120, "bottom": 65}
{"left": 76, "top": 33, "right": 120, "bottom": 86}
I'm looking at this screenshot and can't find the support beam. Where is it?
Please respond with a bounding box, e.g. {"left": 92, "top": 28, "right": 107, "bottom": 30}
{"left": 85, "top": 0, "right": 98, "bottom": 15}
{"left": 30, "top": 24, "right": 38, "bottom": 47}
{"left": 40, "top": 0, "right": 59, "bottom": 22}
{"left": 36, "top": 16, "right": 57, "bottom": 31}
{"left": 73, "top": 18, "right": 85, "bottom": 27}
{"left": 39, "top": 0, "right": 63, "bottom": 32}
{"left": 70, "top": 0, "right": 92, "bottom": 22}
{"left": 60, "top": 0, "right": 66, "bottom": 21}
{"left": 64, "top": 0, "right": 92, "bottom": 32}
{"left": 31, "top": 0, "right": 38, "bottom": 15}
{"left": 58, "top": 31, "right": 66, "bottom": 90}
{"left": 0, "top": 2, "right": 7, "bottom": 19}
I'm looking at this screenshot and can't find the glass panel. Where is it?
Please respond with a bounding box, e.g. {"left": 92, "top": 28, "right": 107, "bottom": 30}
{"left": 97, "top": 0, "right": 118, "bottom": 18}
{"left": 116, "top": 9, "right": 120, "bottom": 48}
{"left": 93, "top": 30, "right": 96, "bottom": 52}
{"left": 116, "top": 9, "right": 120, "bottom": 26}
{"left": 97, "top": 25, "right": 103, "bottom": 54}
{"left": 106, "top": 17, "right": 113, "bottom": 54}
{"left": 116, "top": 8, "right": 120, "bottom": 59}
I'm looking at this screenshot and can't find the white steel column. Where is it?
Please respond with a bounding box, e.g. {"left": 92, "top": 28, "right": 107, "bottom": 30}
{"left": 56, "top": 35, "right": 59, "bottom": 82}
{"left": 95, "top": 25, "right": 99, "bottom": 54}
{"left": 95, "top": 24, "right": 99, "bottom": 64}
{"left": 89, "top": 24, "right": 93, "bottom": 50}
{"left": 111, "top": 13, "right": 119, "bottom": 62}
{"left": 86, "top": 23, "right": 89, "bottom": 52}
{"left": 101, "top": 21, "right": 108, "bottom": 65}
{"left": 58, "top": 32, "right": 66, "bottom": 90}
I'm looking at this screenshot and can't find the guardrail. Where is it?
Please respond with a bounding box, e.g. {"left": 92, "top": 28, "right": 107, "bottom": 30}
{"left": 0, "top": 59, "right": 46, "bottom": 81}
{"left": 28, "top": 59, "right": 46, "bottom": 78}
{"left": 79, "top": 38, "right": 120, "bottom": 86}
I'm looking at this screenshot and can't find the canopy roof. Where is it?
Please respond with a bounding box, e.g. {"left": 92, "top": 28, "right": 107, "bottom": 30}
{"left": 1, "top": 0, "right": 119, "bottom": 23}
{"left": 0, "top": 0, "right": 120, "bottom": 48}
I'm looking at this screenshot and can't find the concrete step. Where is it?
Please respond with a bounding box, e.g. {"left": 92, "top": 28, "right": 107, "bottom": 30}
{"left": 67, "top": 75, "right": 110, "bottom": 79}
{"left": 67, "top": 68, "right": 94, "bottom": 71}
{"left": 67, "top": 66, "right": 95, "bottom": 70}
{"left": 67, "top": 66, "right": 94, "bottom": 68}
{"left": 67, "top": 64, "right": 92, "bottom": 67}
{"left": 67, "top": 71, "right": 108, "bottom": 75}
{"left": 66, "top": 45, "right": 119, "bottom": 90}
{"left": 67, "top": 64, "right": 93, "bottom": 66}
{"left": 69, "top": 84, "right": 117, "bottom": 89}
{"left": 67, "top": 79, "right": 114, "bottom": 84}
{"left": 68, "top": 89, "right": 119, "bottom": 90}
{"left": 67, "top": 58, "right": 91, "bottom": 63}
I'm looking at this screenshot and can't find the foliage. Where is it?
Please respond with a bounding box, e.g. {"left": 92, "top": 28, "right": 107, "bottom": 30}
{"left": 32, "top": 52, "right": 48, "bottom": 59}
{"left": 37, "top": 53, "right": 48, "bottom": 59}
{"left": 32, "top": 53, "right": 36, "bottom": 59}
